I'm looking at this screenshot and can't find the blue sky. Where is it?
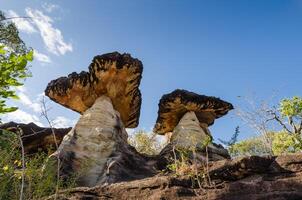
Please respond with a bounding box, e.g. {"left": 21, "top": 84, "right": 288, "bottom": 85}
{"left": 1, "top": 0, "right": 302, "bottom": 142}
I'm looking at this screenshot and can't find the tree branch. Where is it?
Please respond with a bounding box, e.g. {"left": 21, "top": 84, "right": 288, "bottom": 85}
{"left": 267, "top": 110, "right": 293, "bottom": 134}
{"left": 297, "top": 119, "right": 302, "bottom": 134}
{"left": 40, "top": 96, "right": 59, "bottom": 200}
{"left": 0, "top": 16, "right": 32, "bottom": 22}
{"left": 288, "top": 116, "right": 298, "bottom": 134}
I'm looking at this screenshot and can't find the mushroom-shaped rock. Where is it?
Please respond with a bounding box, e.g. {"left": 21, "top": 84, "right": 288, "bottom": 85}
{"left": 154, "top": 89, "right": 233, "bottom": 161}
{"left": 154, "top": 89, "right": 233, "bottom": 135}
{"left": 45, "top": 52, "right": 143, "bottom": 128}
{"left": 45, "top": 52, "right": 155, "bottom": 187}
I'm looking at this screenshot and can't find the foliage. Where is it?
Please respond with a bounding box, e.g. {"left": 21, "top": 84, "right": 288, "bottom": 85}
{"left": 0, "top": 129, "right": 76, "bottom": 199}
{"left": 228, "top": 132, "right": 302, "bottom": 157}
{"left": 237, "top": 95, "right": 302, "bottom": 155}
{"left": 0, "top": 11, "right": 29, "bottom": 54}
{"left": 280, "top": 96, "right": 302, "bottom": 118}
{"left": 277, "top": 96, "right": 302, "bottom": 134}
{"left": 0, "top": 11, "right": 33, "bottom": 115}
{"left": 228, "top": 136, "right": 271, "bottom": 157}
{"left": 272, "top": 132, "right": 302, "bottom": 155}
{"left": 0, "top": 46, "right": 33, "bottom": 114}
{"left": 128, "top": 130, "right": 165, "bottom": 155}
{"left": 167, "top": 134, "right": 214, "bottom": 188}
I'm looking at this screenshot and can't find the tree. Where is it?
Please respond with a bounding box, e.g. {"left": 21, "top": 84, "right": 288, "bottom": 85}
{"left": 272, "top": 131, "right": 302, "bottom": 155}
{"left": 229, "top": 131, "right": 302, "bottom": 157}
{"left": 0, "top": 11, "right": 33, "bottom": 116}
{"left": 128, "top": 130, "right": 165, "bottom": 155}
{"left": 236, "top": 96, "right": 276, "bottom": 155}
{"left": 276, "top": 96, "right": 302, "bottom": 135}
{"left": 228, "top": 135, "right": 271, "bottom": 157}
{"left": 0, "top": 11, "right": 29, "bottom": 54}
{"left": 237, "top": 95, "right": 302, "bottom": 154}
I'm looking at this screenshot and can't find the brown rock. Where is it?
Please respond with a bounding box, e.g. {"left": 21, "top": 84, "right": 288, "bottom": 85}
{"left": 154, "top": 89, "right": 233, "bottom": 135}
{"left": 48, "top": 154, "right": 302, "bottom": 200}
{"left": 0, "top": 122, "right": 71, "bottom": 154}
{"left": 153, "top": 90, "right": 232, "bottom": 161}
{"left": 52, "top": 96, "right": 155, "bottom": 186}
{"left": 45, "top": 52, "right": 143, "bottom": 128}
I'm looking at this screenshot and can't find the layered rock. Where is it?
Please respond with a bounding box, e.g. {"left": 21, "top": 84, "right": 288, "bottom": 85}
{"left": 45, "top": 52, "right": 146, "bottom": 186}
{"left": 170, "top": 111, "right": 210, "bottom": 148}
{"left": 52, "top": 96, "right": 155, "bottom": 186}
{"left": 0, "top": 122, "right": 71, "bottom": 154}
{"left": 154, "top": 89, "right": 233, "bottom": 134}
{"left": 45, "top": 52, "right": 143, "bottom": 128}
{"left": 48, "top": 154, "right": 302, "bottom": 200}
{"left": 153, "top": 89, "right": 233, "bottom": 161}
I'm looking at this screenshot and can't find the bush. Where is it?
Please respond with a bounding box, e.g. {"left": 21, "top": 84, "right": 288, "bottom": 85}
{"left": 0, "top": 129, "right": 76, "bottom": 199}
{"left": 228, "top": 136, "right": 271, "bottom": 157}
{"left": 128, "top": 130, "right": 165, "bottom": 155}
{"left": 272, "top": 132, "right": 302, "bottom": 155}
{"left": 228, "top": 132, "right": 302, "bottom": 157}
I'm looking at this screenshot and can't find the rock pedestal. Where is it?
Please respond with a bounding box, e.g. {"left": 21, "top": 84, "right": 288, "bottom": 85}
{"left": 171, "top": 111, "right": 210, "bottom": 149}
{"left": 169, "top": 111, "right": 230, "bottom": 161}
{"left": 52, "top": 96, "right": 155, "bottom": 186}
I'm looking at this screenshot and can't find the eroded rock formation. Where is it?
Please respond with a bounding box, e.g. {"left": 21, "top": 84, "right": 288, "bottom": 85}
{"left": 52, "top": 96, "right": 155, "bottom": 186}
{"left": 153, "top": 89, "right": 233, "bottom": 160}
{"left": 0, "top": 122, "right": 71, "bottom": 154}
{"left": 45, "top": 52, "right": 153, "bottom": 186}
{"left": 48, "top": 154, "right": 302, "bottom": 200}
{"left": 154, "top": 89, "right": 233, "bottom": 134}
{"left": 45, "top": 52, "right": 143, "bottom": 128}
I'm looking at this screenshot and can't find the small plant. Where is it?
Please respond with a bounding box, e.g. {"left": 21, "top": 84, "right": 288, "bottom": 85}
{"left": 167, "top": 133, "right": 214, "bottom": 189}
{"left": 0, "top": 129, "right": 77, "bottom": 199}
{"left": 128, "top": 130, "right": 165, "bottom": 155}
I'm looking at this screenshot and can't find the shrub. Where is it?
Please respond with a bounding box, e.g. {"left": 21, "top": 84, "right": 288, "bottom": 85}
{"left": 0, "top": 129, "right": 76, "bottom": 199}
{"left": 228, "top": 132, "right": 302, "bottom": 157}
{"left": 128, "top": 130, "right": 165, "bottom": 155}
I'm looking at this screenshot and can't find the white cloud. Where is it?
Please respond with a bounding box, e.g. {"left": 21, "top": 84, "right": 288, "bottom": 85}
{"left": 25, "top": 8, "right": 73, "bottom": 55}
{"left": 6, "top": 10, "right": 37, "bottom": 34}
{"left": 34, "top": 49, "right": 51, "bottom": 63}
{"left": 3, "top": 109, "right": 43, "bottom": 127}
{"left": 42, "top": 3, "right": 59, "bottom": 13}
{"left": 52, "top": 116, "right": 76, "bottom": 128}
{"left": 17, "top": 88, "right": 42, "bottom": 113}
{"left": 2, "top": 88, "right": 76, "bottom": 128}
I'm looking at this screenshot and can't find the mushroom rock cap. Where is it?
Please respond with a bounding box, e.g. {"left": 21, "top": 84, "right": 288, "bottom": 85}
{"left": 153, "top": 89, "right": 234, "bottom": 135}
{"left": 45, "top": 52, "right": 143, "bottom": 128}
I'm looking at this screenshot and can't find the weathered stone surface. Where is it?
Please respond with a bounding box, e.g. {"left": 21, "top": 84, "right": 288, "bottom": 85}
{"left": 0, "top": 122, "right": 71, "bottom": 154}
{"left": 52, "top": 96, "right": 155, "bottom": 187}
{"left": 171, "top": 111, "right": 211, "bottom": 148}
{"left": 154, "top": 89, "right": 233, "bottom": 134}
{"left": 156, "top": 143, "right": 230, "bottom": 173}
{"left": 48, "top": 154, "right": 302, "bottom": 200}
{"left": 154, "top": 110, "right": 230, "bottom": 164}
{"left": 45, "top": 52, "right": 143, "bottom": 128}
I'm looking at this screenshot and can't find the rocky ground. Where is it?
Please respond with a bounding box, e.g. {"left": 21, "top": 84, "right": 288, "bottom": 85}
{"left": 48, "top": 154, "right": 302, "bottom": 200}
{"left": 2, "top": 122, "right": 302, "bottom": 200}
